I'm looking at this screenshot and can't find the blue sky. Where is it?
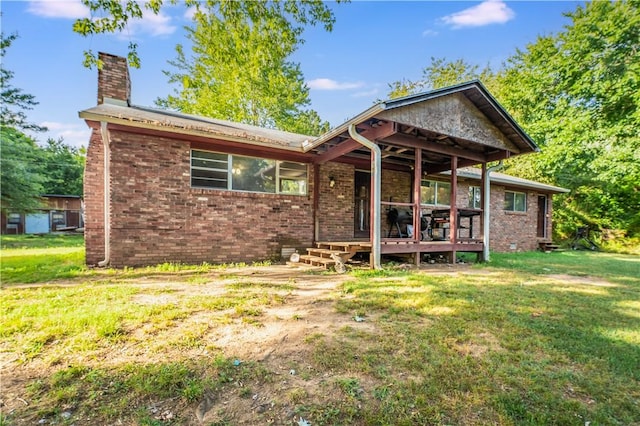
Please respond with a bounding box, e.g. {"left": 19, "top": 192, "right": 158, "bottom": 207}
{"left": 2, "top": 0, "right": 583, "bottom": 147}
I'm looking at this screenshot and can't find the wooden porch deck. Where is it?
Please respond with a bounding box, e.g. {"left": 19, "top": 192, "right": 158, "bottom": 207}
{"left": 299, "top": 239, "right": 483, "bottom": 269}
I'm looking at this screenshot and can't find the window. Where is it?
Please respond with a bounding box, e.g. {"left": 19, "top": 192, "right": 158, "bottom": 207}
{"left": 469, "top": 186, "right": 481, "bottom": 209}
{"left": 51, "top": 211, "right": 66, "bottom": 228}
{"left": 232, "top": 156, "right": 276, "bottom": 193}
{"left": 7, "top": 213, "right": 21, "bottom": 224}
{"left": 420, "top": 180, "right": 450, "bottom": 206}
{"left": 504, "top": 191, "right": 526, "bottom": 212}
{"left": 191, "top": 150, "right": 228, "bottom": 189}
{"left": 191, "top": 150, "right": 307, "bottom": 195}
{"left": 279, "top": 161, "right": 308, "bottom": 195}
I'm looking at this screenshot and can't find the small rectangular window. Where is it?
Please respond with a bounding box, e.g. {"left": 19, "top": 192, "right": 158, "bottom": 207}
{"left": 420, "top": 180, "right": 450, "bottom": 206}
{"left": 504, "top": 191, "right": 526, "bottom": 212}
{"left": 191, "top": 150, "right": 229, "bottom": 189}
{"left": 420, "top": 181, "right": 436, "bottom": 205}
{"left": 7, "top": 213, "right": 21, "bottom": 224}
{"left": 469, "top": 186, "right": 481, "bottom": 209}
{"left": 279, "top": 161, "right": 308, "bottom": 195}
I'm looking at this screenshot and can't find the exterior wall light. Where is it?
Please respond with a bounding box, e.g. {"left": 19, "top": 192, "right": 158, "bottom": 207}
{"left": 329, "top": 176, "right": 336, "bottom": 188}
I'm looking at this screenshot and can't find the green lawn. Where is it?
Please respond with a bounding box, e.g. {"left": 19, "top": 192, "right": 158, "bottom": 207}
{"left": 1, "top": 234, "right": 86, "bottom": 284}
{"left": 1, "top": 238, "right": 638, "bottom": 425}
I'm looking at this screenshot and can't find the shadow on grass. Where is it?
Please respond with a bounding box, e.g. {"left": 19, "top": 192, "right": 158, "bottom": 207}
{"left": 331, "top": 267, "right": 640, "bottom": 424}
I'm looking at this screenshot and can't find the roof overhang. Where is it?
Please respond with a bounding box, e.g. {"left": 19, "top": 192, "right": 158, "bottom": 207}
{"left": 79, "top": 102, "right": 313, "bottom": 153}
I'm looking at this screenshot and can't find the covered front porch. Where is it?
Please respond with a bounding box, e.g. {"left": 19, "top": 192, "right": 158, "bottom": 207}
{"left": 303, "top": 82, "right": 538, "bottom": 268}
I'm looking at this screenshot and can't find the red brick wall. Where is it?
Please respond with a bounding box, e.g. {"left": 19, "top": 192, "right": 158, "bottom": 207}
{"left": 381, "top": 169, "right": 411, "bottom": 203}
{"left": 87, "top": 130, "right": 314, "bottom": 267}
{"left": 488, "top": 185, "right": 549, "bottom": 252}
{"left": 84, "top": 128, "right": 106, "bottom": 264}
{"left": 317, "top": 162, "right": 354, "bottom": 241}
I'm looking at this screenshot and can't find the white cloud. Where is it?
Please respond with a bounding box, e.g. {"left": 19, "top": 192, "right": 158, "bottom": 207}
{"left": 27, "top": 0, "right": 89, "bottom": 19}
{"left": 307, "top": 78, "right": 365, "bottom": 91}
{"left": 28, "top": 1, "right": 175, "bottom": 37}
{"left": 125, "top": 9, "right": 176, "bottom": 37}
{"left": 39, "top": 121, "right": 91, "bottom": 148}
{"left": 441, "top": 0, "right": 515, "bottom": 29}
{"left": 422, "top": 29, "right": 439, "bottom": 37}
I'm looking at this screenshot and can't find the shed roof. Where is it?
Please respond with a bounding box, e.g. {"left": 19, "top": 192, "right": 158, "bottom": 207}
{"left": 438, "top": 167, "right": 569, "bottom": 194}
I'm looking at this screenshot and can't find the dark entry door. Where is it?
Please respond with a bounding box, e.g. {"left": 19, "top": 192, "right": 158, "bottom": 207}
{"left": 537, "top": 195, "right": 547, "bottom": 238}
{"left": 354, "top": 171, "right": 370, "bottom": 238}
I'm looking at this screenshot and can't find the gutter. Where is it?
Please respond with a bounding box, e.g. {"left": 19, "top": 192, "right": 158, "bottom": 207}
{"left": 483, "top": 160, "right": 504, "bottom": 262}
{"left": 304, "top": 104, "right": 385, "bottom": 152}
{"left": 98, "top": 121, "right": 111, "bottom": 267}
{"left": 348, "top": 124, "right": 382, "bottom": 269}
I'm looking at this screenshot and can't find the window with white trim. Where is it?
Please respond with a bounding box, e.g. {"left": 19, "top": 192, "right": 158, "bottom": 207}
{"left": 504, "top": 190, "right": 526, "bottom": 212}
{"left": 191, "top": 150, "right": 307, "bottom": 195}
{"left": 420, "top": 180, "right": 450, "bottom": 206}
{"left": 469, "top": 186, "right": 481, "bottom": 209}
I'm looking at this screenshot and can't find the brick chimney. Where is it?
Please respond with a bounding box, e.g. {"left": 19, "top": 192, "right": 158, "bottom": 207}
{"left": 97, "top": 52, "right": 131, "bottom": 105}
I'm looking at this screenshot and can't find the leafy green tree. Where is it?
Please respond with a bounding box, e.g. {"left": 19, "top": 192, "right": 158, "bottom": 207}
{"left": 156, "top": 1, "right": 332, "bottom": 135}
{"left": 40, "top": 138, "right": 85, "bottom": 196}
{"left": 386, "top": 2, "right": 640, "bottom": 238}
{"left": 387, "top": 57, "right": 496, "bottom": 99}
{"left": 74, "top": 0, "right": 162, "bottom": 68}
{"left": 496, "top": 0, "right": 640, "bottom": 236}
{"left": 1, "top": 33, "right": 46, "bottom": 132}
{"left": 0, "top": 127, "right": 46, "bottom": 212}
{"left": 74, "top": 0, "right": 338, "bottom": 70}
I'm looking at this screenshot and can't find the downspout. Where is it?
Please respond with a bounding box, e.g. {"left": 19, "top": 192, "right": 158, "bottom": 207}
{"left": 98, "top": 121, "right": 111, "bottom": 267}
{"left": 483, "top": 160, "right": 504, "bottom": 262}
{"left": 348, "top": 124, "right": 382, "bottom": 269}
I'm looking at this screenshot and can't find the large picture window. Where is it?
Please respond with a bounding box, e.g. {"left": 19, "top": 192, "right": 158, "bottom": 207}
{"left": 231, "top": 156, "right": 276, "bottom": 193}
{"left": 191, "top": 150, "right": 307, "bottom": 195}
{"left": 504, "top": 190, "right": 526, "bottom": 212}
{"left": 421, "top": 180, "right": 450, "bottom": 206}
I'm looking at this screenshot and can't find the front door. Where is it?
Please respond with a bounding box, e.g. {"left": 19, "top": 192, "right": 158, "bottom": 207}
{"left": 537, "top": 195, "right": 547, "bottom": 238}
{"left": 354, "top": 171, "right": 370, "bottom": 238}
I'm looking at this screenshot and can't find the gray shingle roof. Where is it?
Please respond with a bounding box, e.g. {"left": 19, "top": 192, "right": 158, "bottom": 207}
{"left": 79, "top": 101, "right": 313, "bottom": 150}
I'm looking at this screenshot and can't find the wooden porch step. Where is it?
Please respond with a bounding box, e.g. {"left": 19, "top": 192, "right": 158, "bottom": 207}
{"left": 297, "top": 242, "right": 372, "bottom": 270}
{"left": 315, "top": 241, "right": 371, "bottom": 252}
{"left": 299, "top": 254, "right": 336, "bottom": 267}
{"left": 307, "top": 248, "right": 349, "bottom": 258}
{"left": 538, "top": 241, "right": 560, "bottom": 252}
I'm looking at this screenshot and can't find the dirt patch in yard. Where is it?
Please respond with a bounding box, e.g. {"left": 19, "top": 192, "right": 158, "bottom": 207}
{"left": 1, "top": 263, "right": 620, "bottom": 425}
{"left": 1, "top": 264, "right": 361, "bottom": 424}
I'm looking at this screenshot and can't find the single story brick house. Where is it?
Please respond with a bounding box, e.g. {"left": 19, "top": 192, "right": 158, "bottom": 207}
{"left": 1, "top": 195, "right": 83, "bottom": 234}
{"left": 79, "top": 52, "right": 567, "bottom": 268}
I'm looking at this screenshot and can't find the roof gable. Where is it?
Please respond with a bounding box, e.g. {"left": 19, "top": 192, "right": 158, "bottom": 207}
{"left": 378, "top": 92, "right": 520, "bottom": 153}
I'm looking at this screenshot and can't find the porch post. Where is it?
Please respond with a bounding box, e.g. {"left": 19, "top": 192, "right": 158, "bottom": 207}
{"left": 480, "top": 163, "right": 486, "bottom": 238}
{"left": 413, "top": 148, "right": 422, "bottom": 266}
{"left": 449, "top": 156, "right": 458, "bottom": 263}
{"left": 313, "top": 163, "right": 320, "bottom": 243}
